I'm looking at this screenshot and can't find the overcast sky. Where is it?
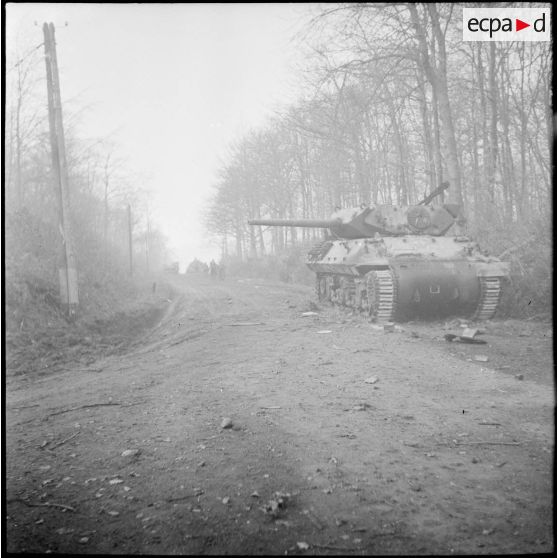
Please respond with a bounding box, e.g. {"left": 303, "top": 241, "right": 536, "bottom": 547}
{"left": 6, "top": 3, "right": 311, "bottom": 267}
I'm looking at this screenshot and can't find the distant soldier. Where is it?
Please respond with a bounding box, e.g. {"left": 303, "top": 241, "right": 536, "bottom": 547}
{"left": 209, "top": 259, "right": 218, "bottom": 279}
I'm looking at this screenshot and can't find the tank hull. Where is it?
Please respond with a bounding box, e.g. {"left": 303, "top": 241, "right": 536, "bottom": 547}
{"left": 307, "top": 236, "right": 509, "bottom": 321}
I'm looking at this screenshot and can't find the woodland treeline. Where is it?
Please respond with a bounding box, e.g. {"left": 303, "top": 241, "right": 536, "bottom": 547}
{"left": 5, "top": 32, "right": 169, "bottom": 324}
{"left": 206, "top": 3, "right": 553, "bottom": 315}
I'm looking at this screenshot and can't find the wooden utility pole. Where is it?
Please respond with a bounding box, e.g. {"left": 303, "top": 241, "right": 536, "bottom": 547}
{"left": 127, "top": 204, "right": 133, "bottom": 276}
{"left": 43, "top": 22, "right": 79, "bottom": 318}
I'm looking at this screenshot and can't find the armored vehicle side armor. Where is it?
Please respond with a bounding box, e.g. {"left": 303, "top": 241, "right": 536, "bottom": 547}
{"left": 249, "top": 185, "right": 509, "bottom": 322}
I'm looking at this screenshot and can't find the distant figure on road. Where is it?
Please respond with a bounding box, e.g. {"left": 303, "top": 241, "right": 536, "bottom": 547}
{"left": 209, "top": 259, "right": 218, "bottom": 279}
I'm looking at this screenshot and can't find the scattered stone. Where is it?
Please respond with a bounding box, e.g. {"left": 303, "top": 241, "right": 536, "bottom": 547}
{"left": 317, "top": 330, "right": 332, "bottom": 334}
{"left": 301, "top": 312, "right": 318, "bottom": 317}
{"left": 121, "top": 449, "right": 140, "bottom": 458}
{"left": 364, "top": 376, "right": 378, "bottom": 384}
{"left": 472, "top": 457, "right": 481, "bottom": 464}
{"left": 297, "top": 542, "right": 310, "bottom": 550}
{"left": 56, "top": 527, "right": 74, "bottom": 535}
{"left": 198, "top": 461, "right": 206, "bottom": 467}
{"left": 107, "top": 511, "right": 120, "bottom": 517}
{"left": 221, "top": 418, "right": 233, "bottom": 429}
{"left": 251, "top": 491, "right": 260, "bottom": 498}
{"left": 222, "top": 497, "right": 230, "bottom": 505}
{"left": 109, "top": 478, "right": 124, "bottom": 485}
{"left": 482, "top": 528, "right": 494, "bottom": 535}
{"left": 35, "top": 519, "right": 44, "bottom": 525}
{"left": 474, "top": 355, "right": 489, "bottom": 362}
{"left": 78, "top": 537, "right": 89, "bottom": 544}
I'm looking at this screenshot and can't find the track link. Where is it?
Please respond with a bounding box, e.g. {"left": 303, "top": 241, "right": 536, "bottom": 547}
{"left": 366, "top": 269, "right": 397, "bottom": 322}
{"left": 473, "top": 276, "right": 502, "bottom": 320}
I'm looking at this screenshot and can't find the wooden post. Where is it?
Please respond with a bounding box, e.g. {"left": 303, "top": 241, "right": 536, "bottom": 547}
{"left": 43, "top": 22, "right": 79, "bottom": 318}
{"left": 127, "top": 204, "right": 133, "bottom": 276}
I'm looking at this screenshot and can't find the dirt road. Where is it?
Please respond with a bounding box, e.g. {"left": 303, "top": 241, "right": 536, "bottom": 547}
{"left": 6, "top": 274, "right": 555, "bottom": 554}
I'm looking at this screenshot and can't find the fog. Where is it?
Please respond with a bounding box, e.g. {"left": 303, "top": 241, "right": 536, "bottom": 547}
{"left": 6, "top": 3, "right": 308, "bottom": 266}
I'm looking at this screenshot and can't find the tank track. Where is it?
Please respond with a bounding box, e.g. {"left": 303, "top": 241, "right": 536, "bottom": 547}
{"left": 366, "top": 269, "right": 397, "bottom": 322}
{"left": 473, "top": 276, "right": 502, "bottom": 320}
{"left": 315, "top": 271, "right": 501, "bottom": 323}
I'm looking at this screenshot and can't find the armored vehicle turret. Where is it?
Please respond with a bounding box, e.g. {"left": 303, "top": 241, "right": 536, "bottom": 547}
{"left": 249, "top": 184, "right": 509, "bottom": 322}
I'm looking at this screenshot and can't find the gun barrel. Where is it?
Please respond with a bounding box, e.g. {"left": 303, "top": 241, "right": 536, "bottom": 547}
{"left": 248, "top": 219, "right": 339, "bottom": 228}
{"left": 418, "top": 181, "right": 450, "bottom": 206}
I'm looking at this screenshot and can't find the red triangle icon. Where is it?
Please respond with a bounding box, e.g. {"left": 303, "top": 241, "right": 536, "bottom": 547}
{"left": 516, "top": 18, "right": 530, "bottom": 31}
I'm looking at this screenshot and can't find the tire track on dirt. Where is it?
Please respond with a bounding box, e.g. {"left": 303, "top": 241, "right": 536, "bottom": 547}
{"left": 5, "top": 275, "right": 554, "bottom": 555}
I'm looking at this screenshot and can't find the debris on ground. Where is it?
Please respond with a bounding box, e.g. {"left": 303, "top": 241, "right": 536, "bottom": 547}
{"left": 352, "top": 403, "right": 372, "bottom": 411}
{"left": 317, "top": 330, "right": 332, "bottom": 334}
{"left": 121, "top": 449, "right": 140, "bottom": 458}
{"left": 384, "top": 323, "right": 395, "bottom": 332}
{"left": 474, "top": 355, "right": 489, "bottom": 362}
{"left": 221, "top": 417, "right": 233, "bottom": 429}
{"left": 364, "top": 376, "right": 378, "bottom": 384}
{"left": 262, "top": 492, "right": 290, "bottom": 517}
{"left": 301, "top": 312, "right": 318, "bottom": 317}
{"left": 461, "top": 327, "right": 479, "bottom": 339}
{"left": 56, "top": 527, "right": 74, "bottom": 535}
{"left": 515, "top": 374, "right": 524, "bottom": 380}
{"left": 297, "top": 541, "right": 310, "bottom": 550}
{"left": 445, "top": 332, "right": 487, "bottom": 344}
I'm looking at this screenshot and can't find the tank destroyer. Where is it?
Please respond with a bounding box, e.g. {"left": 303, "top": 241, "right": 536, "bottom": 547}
{"left": 248, "top": 184, "right": 509, "bottom": 322}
